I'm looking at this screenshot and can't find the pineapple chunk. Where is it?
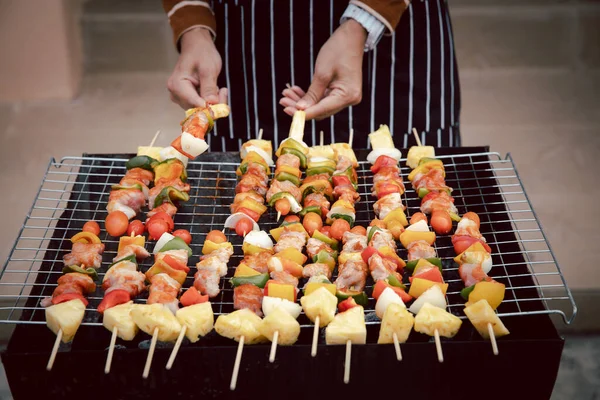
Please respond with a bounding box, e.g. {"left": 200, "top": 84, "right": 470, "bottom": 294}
{"left": 288, "top": 111, "right": 306, "bottom": 143}
{"left": 45, "top": 299, "right": 86, "bottom": 343}
{"left": 130, "top": 303, "right": 182, "bottom": 342}
{"left": 214, "top": 309, "right": 267, "bottom": 344}
{"left": 209, "top": 104, "right": 230, "bottom": 119}
{"left": 330, "top": 143, "right": 358, "bottom": 167}
{"left": 325, "top": 306, "right": 366, "bottom": 345}
{"left": 103, "top": 301, "right": 139, "bottom": 341}
{"left": 259, "top": 307, "right": 300, "bottom": 345}
{"left": 378, "top": 303, "right": 415, "bottom": 344}
{"left": 463, "top": 299, "right": 510, "bottom": 339}
{"left": 406, "top": 145, "right": 435, "bottom": 169}
{"left": 368, "top": 125, "right": 394, "bottom": 149}
{"left": 176, "top": 303, "right": 214, "bottom": 343}
{"left": 137, "top": 146, "right": 163, "bottom": 160}
{"left": 308, "top": 145, "right": 335, "bottom": 160}
{"left": 414, "top": 303, "right": 462, "bottom": 338}
{"left": 300, "top": 287, "right": 338, "bottom": 327}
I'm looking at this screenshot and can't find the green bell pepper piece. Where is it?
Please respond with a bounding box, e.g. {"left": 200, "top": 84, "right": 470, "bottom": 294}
{"left": 159, "top": 237, "right": 193, "bottom": 258}
{"left": 126, "top": 155, "right": 158, "bottom": 171}
{"left": 299, "top": 206, "right": 322, "bottom": 217}
{"left": 312, "top": 230, "right": 338, "bottom": 251}
{"left": 450, "top": 212, "right": 461, "bottom": 222}
{"left": 461, "top": 284, "right": 476, "bottom": 300}
{"left": 335, "top": 290, "right": 368, "bottom": 306}
{"left": 153, "top": 186, "right": 190, "bottom": 208}
{"left": 386, "top": 274, "right": 406, "bottom": 290}
{"left": 306, "top": 166, "right": 335, "bottom": 176}
{"left": 418, "top": 157, "right": 440, "bottom": 166}
{"left": 367, "top": 226, "right": 382, "bottom": 244}
{"left": 281, "top": 147, "right": 307, "bottom": 169}
{"left": 312, "top": 249, "right": 338, "bottom": 271}
{"left": 417, "top": 187, "right": 451, "bottom": 199}
{"left": 275, "top": 171, "right": 301, "bottom": 186}
{"left": 405, "top": 257, "right": 443, "bottom": 273}
{"left": 62, "top": 265, "right": 99, "bottom": 281}
{"left": 111, "top": 183, "right": 143, "bottom": 191}
{"left": 109, "top": 254, "right": 138, "bottom": 268}
{"left": 231, "top": 273, "right": 269, "bottom": 288}
{"left": 155, "top": 158, "right": 188, "bottom": 183}
{"left": 329, "top": 213, "right": 354, "bottom": 227}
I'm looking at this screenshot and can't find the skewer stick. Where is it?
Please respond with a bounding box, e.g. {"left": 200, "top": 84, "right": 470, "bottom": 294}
{"left": 412, "top": 128, "right": 422, "bottom": 147}
{"left": 434, "top": 329, "right": 444, "bottom": 363}
{"left": 142, "top": 327, "right": 159, "bottom": 379}
{"left": 46, "top": 329, "right": 63, "bottom": 371}
{"left": 166, "top": 326, "right": 188, "bottom": 370}
{"left": 343, "top": 340, "right": 352, "bottom": 384}
{"left": 311, "top": 316, "right": 320, "bottom": 357}
{"left": 276, "top": 211, "right": 281, "bottom": 222}
{"left": 105, "top": 326, "right": 118, "bottom": 374}
{"left": 488, "top": 323, "right": 499, "bottom": 356}
{"left": 348, "top": 129, "right": 354, "bottom": 148}
{"left": 286, "top": 83, "right": 291, "bottom": 89}
{"left": 392, "top": 332, "right": 403, "bottom": 361}
{"left": 319, "top": 130, "right": 324, "bottom": 147}
{"left": 257, "top": 128, "right": 264, "bottom": 140}
{"left": 269, "top": 330, "right": 279, "bottom": 363}
{"left": 230, "top": 335, "right": 245, "bottom": 391}
{"left": 149, "top": 130, "right": 161, "bottom": 148}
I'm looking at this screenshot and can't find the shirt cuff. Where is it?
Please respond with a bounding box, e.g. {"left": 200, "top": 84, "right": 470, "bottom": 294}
{"left": 350, "top": 0, "right": 410, "bottom": 35}
{"left": 163, "top": 1, "right": 217, "bottom": 51}
{"left": 341, "top": 4, "right": 386, "bottom": 52}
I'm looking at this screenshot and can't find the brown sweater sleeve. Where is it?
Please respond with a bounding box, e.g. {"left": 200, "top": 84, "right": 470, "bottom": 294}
{"left": 350, "top": 0, "right": 409, "bottom": 34}
{"left": 162, "top": 0, "right": 217, "bottom": 50}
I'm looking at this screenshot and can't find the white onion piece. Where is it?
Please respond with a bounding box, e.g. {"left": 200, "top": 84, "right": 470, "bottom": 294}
{"left": 482, "top": 255, "right": 493, "bottom": 274}
{"left": 308, "top": 156, "right": 330, "bottom": 164}
{"left": 107, "top": 203, "right": 136, "bottom": 220}
{"left": 375, "top": 287, "right": 406, "bottom": 319}
{"left": 243, "top": 231, "right": 273, "bottom": 250}
{"left": 279, "top": 137, "right": 308, "bottom": 152}
{"left": 366, "top": 148, "right": 402, "bottom": 165}
{"left": 159, "top": 146, "right": 189, "bottom": 167}
{"left": 408, "top": 285, "right": 447, "bottom": 315}
{"left": 153, "top": 233, "right": 175, "bottom": 254}
{"left": 241, "top": 145, "right": 274, "bottom": 166}
{"left": 181, "top": 132, "right": 209, "bottom": 158}
{"left": 326, "top": 207, "right": 355, "bottom": 221}
{"left": 262, "top": 296, "right": 302, "bottom": 318}
{"left": 275, "top": 193, "right": 302, "bottom": 213}
{"left": 406, "top": 220, "right": 430, "bottom": 232}
{"left": 224, "top": 213, "right": 260, "bottom": 232}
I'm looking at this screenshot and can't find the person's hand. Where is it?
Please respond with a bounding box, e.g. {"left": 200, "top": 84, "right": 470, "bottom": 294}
{"left": 167, "top": 28, "right": 228, "bottom": 109}
{"left": 279, "top": 19, "right": 367, "bottom": 120}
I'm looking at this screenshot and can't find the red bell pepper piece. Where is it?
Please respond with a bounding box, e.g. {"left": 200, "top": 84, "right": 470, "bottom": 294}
{"left": 376, "top": 182, "right": 402, "bottom": 199}
{"left": 370, "top": 155, "right": 398, "bottom": 174}
{"left": 163, "top": 255, "right": 190, "bottom": 273}
{"left": 97, "top": 289, "right": 130, "bottom": 314}
{"left": 180, "top": 287, "right": 209, "bottom": 307}
{"left": 236, "top": 207, "right": 261, "bottom": 222}
{"left": 372, "top": 280, "right": 413, "bottom": 303}
{"left": 452, "top": 235, "right": 492, "bottom": 254}
{"left": 332, "top": 175, "right": 351, "bottom": 188}
{"left": 52, "top": 293, "right": 89, "bottom": 307}
{"left": 409, "top": 267, "right": 444, "bottom": 283}
{"left": 338, "top": 297, "right": 359, "bottom": 313}
{"left": 361, "top": 246, "right": 405, "bottom": 273}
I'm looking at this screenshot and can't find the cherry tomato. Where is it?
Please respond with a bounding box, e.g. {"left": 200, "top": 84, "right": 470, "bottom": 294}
{"left": 105, "top": 211, "right": 129, "bottom": 237}
{"left": 235, "top": 218, "right": 254, "bottom": 237}
{"left": 319, "top": 226, "right": 331, "bottom": 237}
{"left": 82, "top": 221, "right": 100, "bottom": 236}
{"left": 410, "top": 212, "right": 428, "bottom": 225}
{"left": 463, "top": 212, "right": 480, "bottom": 228}
{"left": 349, "top": 225, "right": 367, "bottom": 236}
{"left": 431, "top": 210, "right": 452, "bottom": 235}
{"left": 275, "top": 198, "right": 291, "bottom": 216}
{"left": 149, "top": 211, "right": 174, "bottom": 232}
{"left": 147, "top": 218, "right": 170, "bottom": 240}
{"left": 173, "top": 229, "right": 192, "bottom": 245}
{"left": 330, "top": 219, "right": 351, "bottom": 241}
{"left": 302, "top": 212, "right": 323, "bottom": 237}
{"left": 369, "top": 218, "right": 387, "bottom": 229}
{"left": 127, "top": 220, "right": 145, "bottom": 236}
{"left": 284, "top": 215, "right": 300, "bottom": 223}
{"left": 206, "top": 230, "right": 227, "bottom": 244}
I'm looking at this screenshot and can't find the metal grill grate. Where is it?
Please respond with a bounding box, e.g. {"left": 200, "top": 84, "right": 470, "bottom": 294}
{"left": 0, "top": 152, "right": 576, "bottom": 332}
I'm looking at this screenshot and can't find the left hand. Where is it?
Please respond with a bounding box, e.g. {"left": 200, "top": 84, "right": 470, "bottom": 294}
{"left": 279, "top": 19, "right": 367, "bottom": 120}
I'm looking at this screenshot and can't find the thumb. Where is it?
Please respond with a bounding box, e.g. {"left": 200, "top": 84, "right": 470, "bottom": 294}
{"left": 199, "top": 72, "right": 220, "bottom": 105}
{"left": 296, "top": 73, "right": 330, "bottom": 110}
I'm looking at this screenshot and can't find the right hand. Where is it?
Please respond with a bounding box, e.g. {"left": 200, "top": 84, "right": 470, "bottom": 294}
{"left": 167, "top": 28, "right": 228, "bottom": 110}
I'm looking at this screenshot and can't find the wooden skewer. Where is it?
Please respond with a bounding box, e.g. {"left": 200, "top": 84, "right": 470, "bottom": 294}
{"left": 286, "top": 83, "right": 291, "bottom": 89}
{"left": 166, "top": 326, "right": 188, "bottom": 370}
{"left": 149, "top": 130, "right": 161, "bottom": 148}
{"left": 319, "top": 130, "right": 324, "bottom": 147}
{"left": 392, "top": 332, "right": 403, "bottom": 361}
{"left": 412, "top": 128, "right": 422, "bottom": 147}
{"left": 343, "top": 340, "right": 352, "bottom": 384}
{"left": 488, "top": 323, "right": 499, "bottom": 356}
{"left": 230, "top": 335, "right": 245, "bottom": 391}
{"left": 257, "top": 128, "right": 264, "bottom": 140}
{"left": 104, "top": 326, "right": 118, "bottom": 374}
{"left": 311, "top": 316, "right": 320, "bottom": 357}
{"left": 348, "top": 129, "right": 354, "bottom": 148}
{"left": 142, "top": 327, "right": 159, "bottom": 379}
{"left": 276, "top": 211, "right": 281, "bottom": 222}
{"left": 434, "top": 329, "right": 444, "bottom": 363}
{"left": 269, "top": 331, "right": 279, "bottom": 363}
{"left": 46, "top": 329, "right": 63, "bottom": 371}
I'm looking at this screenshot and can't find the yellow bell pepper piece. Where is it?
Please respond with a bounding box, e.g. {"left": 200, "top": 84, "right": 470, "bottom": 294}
{"left": 383, "top": 207, "right": 409, "bottom": 228}
{"left": 71, "top": 232, "right": 101, "bottom": 245}
{"left": 237, "top": 198, "right": 268, "bottom": 216}
{"left": 413, "top": 259, "right": 437, "bottom": 275}
{"left": 266, "top": 282, "right": 296, "bottom": 302}
{"left": 202, "top": 240, "right": 233, "bottom": 255}
{"left": 399, "top": 231, "right": 436, "bottom": 249}
{"left": 274, "top": 248, "right": 307, "bottom": 266}
{"left": 453, "top": 242, "right": 487, "bottom": 263}
{"left": 270, "top": 223, "right": 307, "bottom": 242}
{"left": 304, "top": 282, "right": 337, "bottom": 297}
{"left": 467, "top": 281, "right": 505, "bottom": 310}
{"left": 407, "top": 160, "right": 445, "bottom": 182}
{"left": 234, "top": 264, "right": 261, "bottom": 277}
{"left": 338, "top": 251, "right": 362, "bottom": 265}
{"left": 408, "top": 278, "right": 448, "bottom": 298}
{"left": 241, "top": 243, "right": 273, "bottom": 256}
{"left": 117, "top": 235, "right": 145, "bottom": 252}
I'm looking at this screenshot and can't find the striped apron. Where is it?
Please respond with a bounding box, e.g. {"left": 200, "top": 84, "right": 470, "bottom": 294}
{"left": 206, "top": 0, "right": 461, "bottom": 151}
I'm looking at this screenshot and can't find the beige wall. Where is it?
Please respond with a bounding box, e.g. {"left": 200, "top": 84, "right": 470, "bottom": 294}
{"left": 0, "top": 0, "right": 83, "bottom": 102}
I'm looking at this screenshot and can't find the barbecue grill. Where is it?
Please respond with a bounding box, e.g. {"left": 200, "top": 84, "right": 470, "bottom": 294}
{"left": 0, "top": 147, "right": 575, "bottom": 400}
